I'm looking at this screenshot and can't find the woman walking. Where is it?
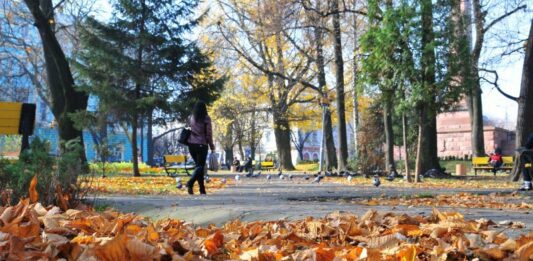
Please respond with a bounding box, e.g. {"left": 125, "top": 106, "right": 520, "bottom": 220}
{"left": 187, "top": 101, "right": 215, "bottom": 195}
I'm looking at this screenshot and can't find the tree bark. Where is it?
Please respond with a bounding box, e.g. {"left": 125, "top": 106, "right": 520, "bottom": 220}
{"left": 131, "top": 115, "right": 140, "bottom": 176}
{"left": 511, "top": 21, "right": 533, "bottom": 181}
{"left": 313, "top": 12, "right": 337, "bottom": 171}
{"left": 273, "top": 113, "right": 295, "bottom": 170}
{"left": 330, "top": 0, "right": 348, "bottom": 171}
{"left": 383, "top": 96, "right": 395, "bottom": 172}
{"left": 146, "top": 110, "right": 154, "bottom": 166}
{"left": 352, "top": 14, "right": 359, "bottom": 161}
{"left": 416, "top": 0, "right": 440, "bottom": 179}
{"left": 469, "top": 0, "right": 485, "bottom": 157}
{"left": 402, "top": 113, "right": 411, "bottom": 182}
{"left": 23, "top": 0, "right": 89, "bottom": 163}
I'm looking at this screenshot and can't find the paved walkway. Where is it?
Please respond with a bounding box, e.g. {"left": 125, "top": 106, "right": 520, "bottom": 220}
{"left": 96, "top": 177, "right": 533, "bottom": 236}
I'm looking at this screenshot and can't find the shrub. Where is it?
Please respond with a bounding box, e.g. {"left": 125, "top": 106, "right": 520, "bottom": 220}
{"left": 0, "top": 138, "right": 92, "bottom": 207}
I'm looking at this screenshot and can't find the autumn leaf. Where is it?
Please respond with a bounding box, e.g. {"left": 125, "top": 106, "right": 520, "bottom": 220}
{"left": 94, "top": 233, "right": 129, "bottom": 261}
{"left": 203, "top": 230, "right": 224, "bottom": 255}
{"left": 517, "top": 241, "right": 533, "bottom": 261}
{"left": 29, "top": 175, "right": 38, "bottom": 203}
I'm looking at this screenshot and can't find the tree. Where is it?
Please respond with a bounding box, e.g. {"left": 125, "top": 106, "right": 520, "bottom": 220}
{"left": 489, "top": 21, "right": 533, "bottom": 180}
{"left": 215, "top": 0, "right": 318, "bottom": 170}
{"left": 329, "top": 0, "right": 349, "bottom": 171}
{"left": 466, "top": 0, "right": 526, "bottom": 157}
{"left": 291, "top": 130, "right": 313, "bottom": 161}
{"left": 76, "top": 0, "right": 223, "bottom": 176}
{"left": 21, "top": 0, "right": 89, "bottom": 162}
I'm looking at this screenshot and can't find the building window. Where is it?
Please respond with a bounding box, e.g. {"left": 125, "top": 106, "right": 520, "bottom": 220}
{"left": 303, "top": 153, "right": 310, "bottom": 160}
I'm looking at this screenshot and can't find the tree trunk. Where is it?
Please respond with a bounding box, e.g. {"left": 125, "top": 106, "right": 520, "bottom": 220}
{"left": 139, "top": 115, "right": 144, "bottom": 161}
{"left": 511, "top": 21, "right": 533, "bottom": 181}
{"left": 352, "top": 15, "right": 359, "bottom": 161}
{"left": 273, "top": 114, "right": 295, "bottom": 170}
{"left": 249, "top": 109, "right": 257, "bottom": 160}
{"left": 238, "top": 139, "right": 245, "bottom": 160}
{"left": 313, "top": 15, "right": 337, "bottom": 171}
{"left": 330, "top": 0, "right": 348, "bottom": 171}
{"left": 416, "top": 0, "right": 440, "bottom": 179}
{"left": 146, "top": 111, "right": 154, "bottom": 166}
{"left": 131, "top": 116, "right": 140, "bottom": 176}
{"left": 469, "top": 0, "right": 485, "bottom": 157}
{"left": 324, "top": 109, "right": 338, "bottom": 170}
{"left": 23, "top": 0, "right": 89, "bottom": 163}
{"left": 402, "top": 113, "right": 411, "bottom": 182}
{"left": 470, "top": 78, "right": 485, "bottom": 156}
{"left": 383, "top": 97, "right": 395, "bottom": 172}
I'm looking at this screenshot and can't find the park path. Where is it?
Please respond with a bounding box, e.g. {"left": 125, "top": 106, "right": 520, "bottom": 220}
{"left": 96, "top": 177, "right": 533, "bottom": 236}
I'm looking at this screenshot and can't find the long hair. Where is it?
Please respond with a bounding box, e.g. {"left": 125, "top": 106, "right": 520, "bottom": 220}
{"left": 192, "top": 100, "right": 208, "bottom": 121}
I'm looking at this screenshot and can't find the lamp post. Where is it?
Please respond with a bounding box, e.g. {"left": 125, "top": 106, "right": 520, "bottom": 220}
{"left": 318, "top": 94, "right": 330, "bottom": 172}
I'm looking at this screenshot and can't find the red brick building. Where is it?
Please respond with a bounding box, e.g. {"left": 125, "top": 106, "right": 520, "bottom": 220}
{"left": 436, "top": 106, "right": 515, "bottom": 158}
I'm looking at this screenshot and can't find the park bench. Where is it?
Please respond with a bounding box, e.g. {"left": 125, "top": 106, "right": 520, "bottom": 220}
{"left": 471, "top": 156, "right": 513, "bottom": 175}
{"left": 163, "top": 155, "right": 192, "bottom": 177}
{"left": 0, "top": 102, "right": 36, "bottom": 151}
{"left": 260, "top": 161, "right": 275, "bottom": 171}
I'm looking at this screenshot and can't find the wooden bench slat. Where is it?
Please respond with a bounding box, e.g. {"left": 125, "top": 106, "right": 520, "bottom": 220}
{"left": 0, "top": 127, "right": 19, "bottom": 135}
{"left": 0, "top": 102, "right": 22, "bottom": 111}
{"left": 0, "top": 118, "right": 21, "bottom": 127}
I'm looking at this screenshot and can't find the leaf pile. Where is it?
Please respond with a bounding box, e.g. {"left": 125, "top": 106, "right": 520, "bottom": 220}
{"left": 1, "top": 200, "right": 533, "bottom": 260}
{"left": 85, "top": 177, "right": 230, "bottom": 195}
{"left": 359, "top": 192, "right": 533, "bottom": 211}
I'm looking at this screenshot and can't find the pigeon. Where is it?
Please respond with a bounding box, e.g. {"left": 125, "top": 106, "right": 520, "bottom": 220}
{"left": 288, "top": 174, "right": 294, "bottom": 180}
{"left": 304, "top": 175, "right": 310, "bottom": 180}
{"left": 176, "top": 182, "right": 183, "bottom": 189}
{"left": 266, "top": 174, "right": 271, "bottom": 181}
{"left": 373, "top": 175, "right": 381, "bottom": 187}
{"left": 278, "top": 169, "right": 283, "bottom": 176}
{"left": 205, "top": 176, "right": 211, "bottom": 183}
{"left": 235, "top": 174, "right": 241, "bottom": 182}
{"left": 313, "top": 175, "right": 324, "bottom": 183}
{"left": 175, "top": 177, "right": 182, "bottom": 183}
{"left": 325, "top": 171, "right": 332, "bottom": 177}
{"left": 279, "top": 174, "right": 285, "bottom": 180}
{"left": 221, "top": 178, "right": 227, "bottom": 184}
{"left": 347, "top": 175, "right": 353, "bottom": 182}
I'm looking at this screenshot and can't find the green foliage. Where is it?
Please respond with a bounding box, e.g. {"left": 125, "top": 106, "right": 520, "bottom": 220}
{"left": 0, "top": 138, "right": 92, "bottom": 206}
{"left": 74, "top": 0, "right": 224, "bottom": 124}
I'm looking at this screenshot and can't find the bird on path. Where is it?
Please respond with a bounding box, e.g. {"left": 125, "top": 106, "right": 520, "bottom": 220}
{"left": 304, "top": 174, "right": 310, "bottom": 180}
{"left": 373, "top": 175, "right": 381, "bottom": 187}
{"left": 175, "top": 177, "right": 182, "bottom": 183}
{"left": 279, "top": 174, "right": 285, "bottom": 180}
{"left": 288, "top": 174, "right": 294, "bottom": 180}
{"left": 221, "top": 178, "right": 227, "bottom": 184}
{"left": 235, "top": 174, "right": 241, "bottom": 182}
{"left": 313, "top": 175, "right": 324, "bottom": 183}
{"left": 266, "top": 174, "right": 271, "bottom": 181}
{"left": 387, "top": 169, "right": 398, "bottom": 181}
{"left": 347, "top": 175, "right": 353, "bottom": 182}
{"left": 176, "top": 182, "right": 183, "bottom": 189}
{"left": 325, "top": 171, "right": 332, "bottom": 177}
{"left": 205, "top": 175, "right": 211, "bottom": 183}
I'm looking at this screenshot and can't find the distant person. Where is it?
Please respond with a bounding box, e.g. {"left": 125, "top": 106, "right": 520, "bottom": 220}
{"left": 186, "top": 101, "right": 215, "bottom": 195}
{"left": 232, "top": 157, "right": 240, "bottom": 172}
{"left": 518, "top": 132, "right": 533, "bottom": 191}
{"left": 242, "top": 157, "right": 253, "bottom": 172}
{"left": 488, "top": 147, "right": 503, "bottom": 176}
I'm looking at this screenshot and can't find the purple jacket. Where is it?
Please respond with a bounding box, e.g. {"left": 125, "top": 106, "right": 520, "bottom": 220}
{"left": 187, "top": 116, "right": 215, "bottom": 150}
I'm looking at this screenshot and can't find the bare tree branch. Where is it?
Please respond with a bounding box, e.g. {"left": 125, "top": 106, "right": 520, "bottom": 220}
{"left": 479, "top": 68, "right": 518, "bottom": 102}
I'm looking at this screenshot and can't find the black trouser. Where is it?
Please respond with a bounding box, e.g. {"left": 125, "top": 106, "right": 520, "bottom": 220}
{"left": 187, "top": 143, "right": 208, "bottom": 194}
{"left": 521, "top": 151, "right": 533, "bottom": 182}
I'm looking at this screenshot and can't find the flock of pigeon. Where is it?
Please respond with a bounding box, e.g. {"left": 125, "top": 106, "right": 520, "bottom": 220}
{"left": 174, "top": 168, "right": 403, "bottom": 189}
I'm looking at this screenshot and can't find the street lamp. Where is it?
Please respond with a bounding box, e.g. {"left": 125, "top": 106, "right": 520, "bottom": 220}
{"left": 318, "top": 93, "right": 330, "bottom": 172}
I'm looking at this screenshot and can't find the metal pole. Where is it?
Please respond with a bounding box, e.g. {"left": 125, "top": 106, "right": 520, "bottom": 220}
{"left": 319, "top": 105, "right": 326, "bottom": 172}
